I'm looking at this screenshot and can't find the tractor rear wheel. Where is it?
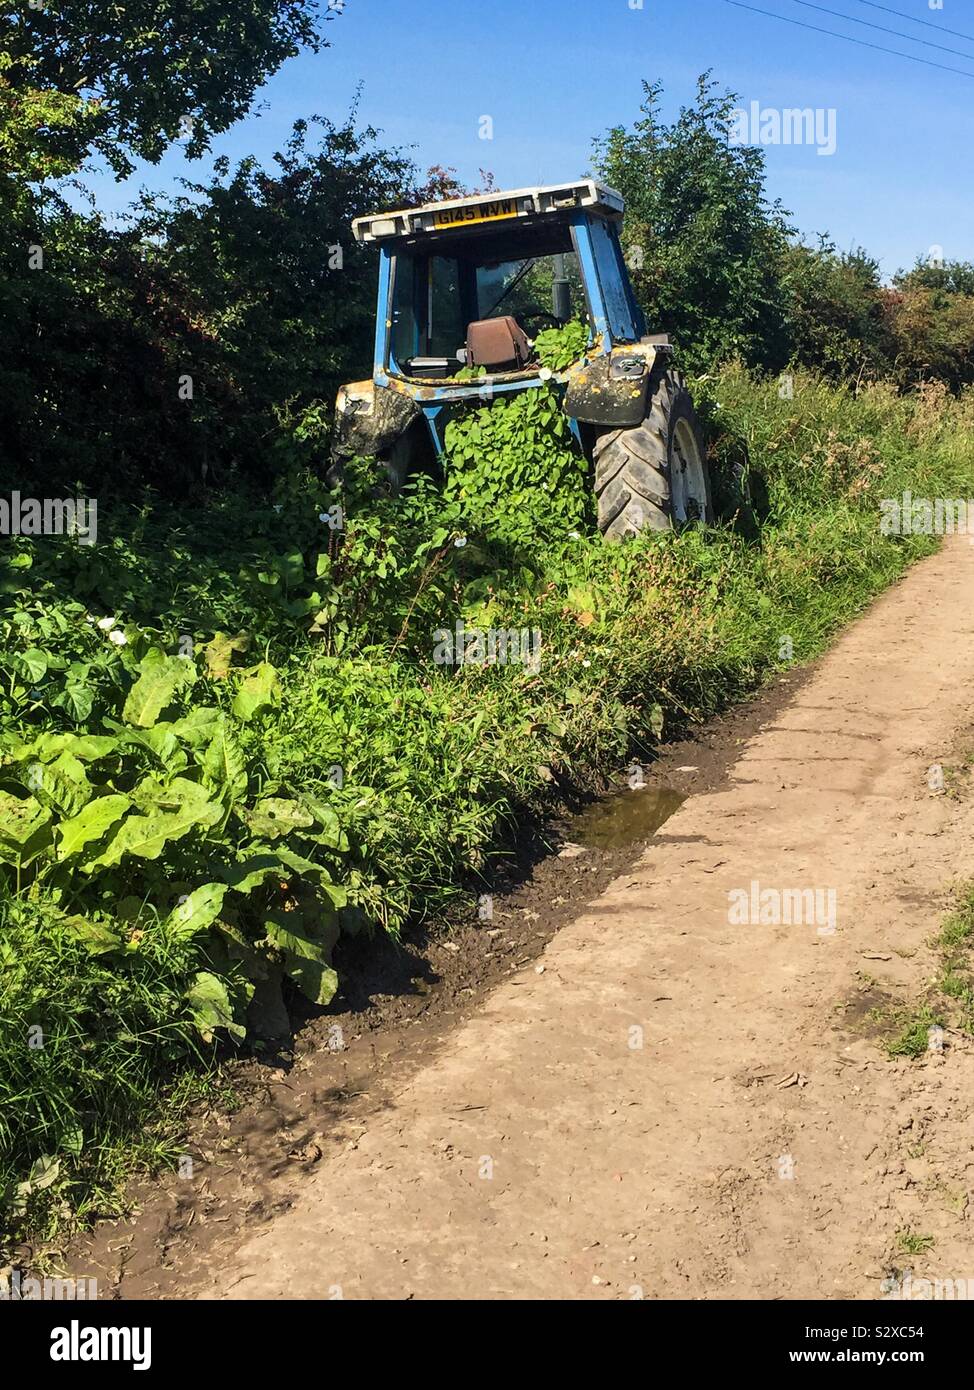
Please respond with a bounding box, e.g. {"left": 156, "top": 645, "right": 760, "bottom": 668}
{"left": 593, "top": 368, "right": 712, "bottom": 540}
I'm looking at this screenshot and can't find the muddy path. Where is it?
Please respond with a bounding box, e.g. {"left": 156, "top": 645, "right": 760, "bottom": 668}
{"left": 74, "top": 538, "right": 974, "bottom": 1300}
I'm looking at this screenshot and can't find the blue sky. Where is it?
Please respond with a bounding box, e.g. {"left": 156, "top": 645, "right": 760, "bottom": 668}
{"left": 87, "top": 0, "right": 974, "bottom": 279}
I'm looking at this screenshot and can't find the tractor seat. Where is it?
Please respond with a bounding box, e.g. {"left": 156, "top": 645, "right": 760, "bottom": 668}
{"left": 466, "top": 316, "right": 532, "bottom": 371}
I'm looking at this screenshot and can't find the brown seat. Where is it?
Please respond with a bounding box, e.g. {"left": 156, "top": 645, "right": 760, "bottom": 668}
{"left": 466, "top": 316, "right": 532, "bottom": 371}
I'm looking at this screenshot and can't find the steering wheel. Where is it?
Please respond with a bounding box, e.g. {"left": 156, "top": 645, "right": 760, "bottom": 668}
{"left": 515, "top": 306, "right": 560, "bottom": 337}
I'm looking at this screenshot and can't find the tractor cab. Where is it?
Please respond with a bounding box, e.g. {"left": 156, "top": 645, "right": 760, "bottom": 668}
{"left": 333, "top": 180, "right": 713, "bottom": 539}
{"left": 355, "top": 181, "right": 644, "bottom": 389}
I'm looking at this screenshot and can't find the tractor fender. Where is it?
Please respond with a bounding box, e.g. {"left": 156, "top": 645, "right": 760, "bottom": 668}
{"left": 331, "top": 379, "right": 423, "bottom": 464}
{"left": 564, "top": 342, "right": 671, "bottom": 429}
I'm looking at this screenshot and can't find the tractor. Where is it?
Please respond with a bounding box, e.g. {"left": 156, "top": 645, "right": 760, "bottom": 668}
{"left": 331, "top": 179, "right": 712, "bottom": 540}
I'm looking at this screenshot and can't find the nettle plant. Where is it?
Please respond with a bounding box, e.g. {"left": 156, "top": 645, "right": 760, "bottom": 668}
{"left": 443, "top": 383, "right": 591, "bottom": 547}
{"left": 0, "top": 643, "right": 352, "bottom": 1040}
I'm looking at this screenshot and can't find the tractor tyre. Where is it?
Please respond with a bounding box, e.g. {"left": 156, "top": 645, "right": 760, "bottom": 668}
{"left": 593, "top": 368, "right": 713, "bottom": 541}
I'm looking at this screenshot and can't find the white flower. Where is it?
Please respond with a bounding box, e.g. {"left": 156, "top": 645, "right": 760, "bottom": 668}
{"left": 538, "top": 367, "right": 553, "bottom": 382}
{"left": 454, "top": 536, "right": 467, "bottom": 549}
{"left": 108, "top": 629, "right": 127, "bottom": 646}
{"left": 582, "top": 658, "right": 591, "bottom": 667}
{"left": 84, "top": 613, "right": 96, "bottom": 625}
{"left": 569, "top": 531, "right": 581, "bottom": 540}
{"left": 96, "top": 616, "right": 114, "bottom": 631}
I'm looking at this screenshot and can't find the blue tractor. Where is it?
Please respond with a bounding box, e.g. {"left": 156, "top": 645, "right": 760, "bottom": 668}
{"left": 332, "top": 180, "right": 712, "bottom": 539}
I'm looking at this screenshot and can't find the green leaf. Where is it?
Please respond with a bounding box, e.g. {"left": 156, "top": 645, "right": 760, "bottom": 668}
{"left": 186, "top": 971, "right": 244, "bottom": 1042}
{"left": 167, "top": 707, "right": 223, "bottom": 745}
{"left": 0, "top": 792, "right": 51, "bottom": 848}
{"left": 89, "top": 784, "right": 222, "bottom": 867}
{"left": 232, "top": 661, "right": 281, "bottom": 721}
{"left": 272, "top": 843, "right": 339, "bottom": 885}
{"left": 65, "top": 915, "right": 122, "bottom": 956}
{"left": 123, "top": 647, "right": 197, "bottom": 727}
{"left": 130, "top": 773, "right": 213, "bottom": 815}
{"left": 119, "top": 724, "right": 185, "bottom": 769}
{"left": 34, "top": 751, "right": 91, "bottom": 818}
{"left": 10, "top": 648, "right": 49, "bottom": 683}
{"left": 239, "top": 797, "right": 314, "bottom": 840}
{"left": 264, "top": 910, "right": 340, "bottom": 1006}
{"left": 9, "top": 820, "right": 55, "bottom": 868}
{"left": 17, "top": 732, "right": 119, "bottom": 763}
{"left": 56, "top": 793, "right": 130, "bottom": 860}
{"left": 51, "top": 682, "right": 93, "bottom": 723}
{"left": 298, "top": 796, "right": 348, "bottom": 851}
{"left": 200, "top": 719, "right": 248, "bottom": 801}
{"left": 277, "top": 550, "right": 305, "bottom": 585}
{"left": 202, "top": 631, "right": 250, "bottom": 679}
{"left": 221, "top": 852, "right": 286, "bottom": 895}
{"left": 26, "top": 1155, "right": 60, "bottom": 1191}
{"left": 164, "top": 883, "right": 229, "bottom": 941}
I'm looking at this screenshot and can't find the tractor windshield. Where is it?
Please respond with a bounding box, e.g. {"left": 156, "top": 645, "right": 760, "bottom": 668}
{"left": 389, "top": 246, "right": 585, "bottom": 378}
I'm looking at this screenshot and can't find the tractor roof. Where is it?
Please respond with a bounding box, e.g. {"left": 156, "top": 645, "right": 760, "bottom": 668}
{"left": 352, "top": 179, "right": 624, "bottom": 245}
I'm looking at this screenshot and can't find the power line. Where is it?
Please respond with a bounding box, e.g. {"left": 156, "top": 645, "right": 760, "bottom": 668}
{"left": 850, "top": 0, "right": 974, "bottom": 47}
{"left": 723, "top": 0, "right": 974, "bottom": 78}
{"left": 788, "top": 0, "right": 974, "bottom": 62}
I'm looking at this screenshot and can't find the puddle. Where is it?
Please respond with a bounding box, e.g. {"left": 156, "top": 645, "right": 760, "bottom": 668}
{"left": 572, "top": 784, "right": 686, "bottom": 851}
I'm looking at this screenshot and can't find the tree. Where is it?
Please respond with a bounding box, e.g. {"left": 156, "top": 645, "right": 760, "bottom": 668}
{"left": 0, "top": 0, "right": 331, "bottom": 179}
{"left": 593, "top": 74, "right": 793, "bottom": 372}
{"left": 0, "top": 112, "right": 424, "bottom": 496}
{"left": 778, "top": 238, "right": 895, "bottom": 381}
{"left": 895, "top": 258, "right": 974, "bottom": 299}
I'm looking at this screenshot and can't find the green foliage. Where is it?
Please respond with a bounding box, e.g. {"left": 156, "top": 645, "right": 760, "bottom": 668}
{"left": 0, "top": 647, "right": 349, "bottom": 1013}
{"left": 778, "top": 239, "right": 894, "bottom": 381}
{"left": 0, "top": 894, "right": 215, "bottom": 1240}
{"left": 4, "top": 363, "right": 974, "bottom": 1244}
{"left": 5, "top": 25, "right": 974, "bottom": 1252}
{"left": 0, "top": 0, "right": 329, "bottom": 178}
{"left": 0, "top": 115, "right": 422, "bottom": 496}
{"left": 596, "top": 74, "right": 974, "bottom": 392}
{"left": 534, "top": 320, "right": 590, "bottom": 372}
{"left": 442, "top": 385, "right": 591, "bottom": 546}
{"left": 883, "top": 280, "right": 974, "bottom": 393}
{"left": 886, "top": 1007, "right": 945, "bottom": 1060}
{"left": 897, "top": 258, "right": 974, "bottom": 299}
{"left": 594, "top": 74, "right": 793, "bottom": 373}
{"left": 0, "top": 51, "right": 98, "bottom": 181}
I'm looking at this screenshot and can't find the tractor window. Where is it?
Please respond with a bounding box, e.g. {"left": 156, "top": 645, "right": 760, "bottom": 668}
{"left": 390, "top": 256, "right": 417, "bottom": 367}
{"left": 429, "top": 256, "right": 465, "bottom": 355}
{"left": 476, "top": 252, "right": 583, "bottom": 327}
{"left": 390, "top": 253, "right": 465, "bottom": 368}
{"left": 388, "top": 245, "right": 587, "bottom": 377}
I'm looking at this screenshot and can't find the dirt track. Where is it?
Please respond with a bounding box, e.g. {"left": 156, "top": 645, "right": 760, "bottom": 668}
{"left": 81, "top": 537, "right": 974, "bottom": 1300}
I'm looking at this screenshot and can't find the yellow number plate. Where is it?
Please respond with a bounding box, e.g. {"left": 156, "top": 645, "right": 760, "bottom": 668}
{"left": 432, "top": 198, "right": 519, "bottom": 230}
